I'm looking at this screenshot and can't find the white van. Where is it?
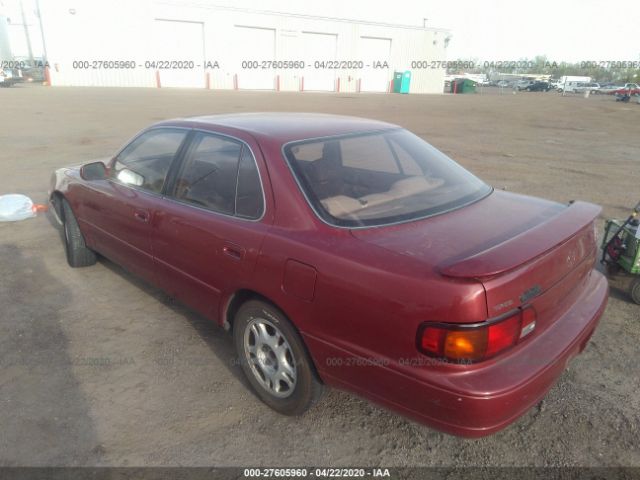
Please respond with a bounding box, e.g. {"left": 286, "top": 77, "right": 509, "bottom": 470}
{"left": 557, "top": 81, "right": 585, "bottom": 93}
{"left": 556, "top": 76, "right": 592, "bottom": 92}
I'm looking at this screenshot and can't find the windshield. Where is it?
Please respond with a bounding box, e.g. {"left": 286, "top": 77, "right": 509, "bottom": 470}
{"left": 283, "top": 128, "right": 492, "bottom": 227}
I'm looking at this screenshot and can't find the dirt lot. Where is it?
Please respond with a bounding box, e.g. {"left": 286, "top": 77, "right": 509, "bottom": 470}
{"left": 1, "top": 85, "right": 639, "bottom": 467}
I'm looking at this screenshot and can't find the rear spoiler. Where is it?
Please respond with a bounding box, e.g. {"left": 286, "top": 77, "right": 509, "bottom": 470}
{"left": 439, "top": 201, "right": 601, "bottom": 279}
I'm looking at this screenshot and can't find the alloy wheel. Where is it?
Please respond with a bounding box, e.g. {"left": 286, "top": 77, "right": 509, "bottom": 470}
{"left": 243, "top": 318, "right": 297, "bottom": 398}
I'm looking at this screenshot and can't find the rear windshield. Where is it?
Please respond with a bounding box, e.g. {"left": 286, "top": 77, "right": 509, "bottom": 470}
{"left": 283, "top": 129, "right": 492, "bottom": 227}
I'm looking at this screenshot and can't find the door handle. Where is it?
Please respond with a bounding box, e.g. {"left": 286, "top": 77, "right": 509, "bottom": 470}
{"left": 133, "top": 209, "right": 150, "bottom": 223}
{"left": 223, "top": 244, "right": 245, "bottom": 260}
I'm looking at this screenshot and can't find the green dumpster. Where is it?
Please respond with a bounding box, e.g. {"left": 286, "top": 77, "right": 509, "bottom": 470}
{"left": 393, "top": 71, "right": 403, "bottom": 93}
{"left": 450, "top": 78, "right": 476, "bottom": 94}
{"left": 400, "top": 70, "right": 411, "bottom": 94}
{"left": 461, "top": 78, "right": 476, "bottom": 93}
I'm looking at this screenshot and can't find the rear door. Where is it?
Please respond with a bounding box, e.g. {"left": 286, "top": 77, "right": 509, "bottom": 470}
{"left": 151, "top": 130, "right": 270, "bottom": 320}
{"left": 80, "top": 128, "right": 189, "bottom": 282}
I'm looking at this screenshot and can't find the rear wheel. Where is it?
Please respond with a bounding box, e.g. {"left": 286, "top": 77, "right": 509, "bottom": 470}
{"left": 629, "top": 278, "right": 640, "bottom": 305}
{"left": 233, "top": 300, "right": 323, "bottom": 415}
{"left": 61, "top": 199, "right": 97, "bottom": 267}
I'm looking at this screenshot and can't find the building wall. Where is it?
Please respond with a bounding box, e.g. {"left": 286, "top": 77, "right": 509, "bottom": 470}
{"left": 40, "top": 0, "right": 449, "bottom": 93}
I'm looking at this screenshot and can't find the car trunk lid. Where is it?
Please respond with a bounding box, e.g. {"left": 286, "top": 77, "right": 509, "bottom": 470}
{"left": 351, "top": 192, "right": 600, "bottom": 325}
{"left": 439, "top": 201, "right": 600, "bottom": 322}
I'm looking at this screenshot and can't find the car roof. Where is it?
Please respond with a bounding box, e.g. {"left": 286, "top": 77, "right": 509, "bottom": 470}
{"left": 157, "top": 112, "right": 399, "bottom": 144}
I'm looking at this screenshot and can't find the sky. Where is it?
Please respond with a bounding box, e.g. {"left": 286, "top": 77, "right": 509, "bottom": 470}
{"left": 1, "top": 0, "right": 639, "bottom": 62}
{"left": 428, "top": 0, "right": 640, "bottom": 62}
{"left": 242, "top": 0, "right": 640, "bottom": 62}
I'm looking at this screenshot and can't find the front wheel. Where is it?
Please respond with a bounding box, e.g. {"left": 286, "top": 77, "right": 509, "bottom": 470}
{"left": 629, "top": 278, "right": 640, "bottom": 305}
{"left": 61, "top": 199, "right": 97, "bottom": 267}
{"left": 233, "top": 300, "right": 323, "bottom": 415}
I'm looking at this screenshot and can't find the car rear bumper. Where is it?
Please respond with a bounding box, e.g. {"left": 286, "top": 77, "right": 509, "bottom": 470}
{"left": 315, "top": 270, "right": 608, "bottom": 437}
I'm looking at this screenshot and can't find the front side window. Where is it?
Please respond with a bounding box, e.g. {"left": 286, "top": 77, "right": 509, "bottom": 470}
{"left": 284, "top": 129, "right": 492, "bottom": 227}
{"left": 112, "top": 128, "right": 187, "bottom": 193}
{"left": 170, "top": 132, "right": 264, "bottom": 219}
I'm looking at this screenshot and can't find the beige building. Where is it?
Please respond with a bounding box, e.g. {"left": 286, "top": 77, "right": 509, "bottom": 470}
{"left": 36, "top": 0, "right": 451, "bottom": 93}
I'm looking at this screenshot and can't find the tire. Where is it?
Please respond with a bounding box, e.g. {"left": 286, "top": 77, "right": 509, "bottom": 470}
{"left": 233, "top": 299, "right": 323, "bottom": 415}
{"left": 605, "top": 263, "right": 621, "bottom": 277}
{"left": 629, "top": 278, "right": 640, "bottom": 305}
{"left": 61, "top": 199, "right": 97, "bottom": 267}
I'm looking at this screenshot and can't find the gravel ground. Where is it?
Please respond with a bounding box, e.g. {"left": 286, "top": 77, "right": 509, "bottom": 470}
{"left": 0, "top": 85, "right": 639, "bottom": 467}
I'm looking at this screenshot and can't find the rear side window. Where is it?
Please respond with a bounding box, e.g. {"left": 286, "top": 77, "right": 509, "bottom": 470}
{"left": 113, "top": 128, "right": 187, "bottom": 193}
{"left": 235, "top": 148, "right": 264, "bottom": 219}
{"left": 170, "top": 132, "right": 264, "bottom": 219}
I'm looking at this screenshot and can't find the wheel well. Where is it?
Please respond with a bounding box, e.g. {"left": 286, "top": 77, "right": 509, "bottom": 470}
{"left": 51, "top": 191, "right": 65, "bottom": 221}
{"left": 224, "top": 289, "right": 324, "bottom": 383}
{"left": 224, "top": 289, "right": 271, "bottom": 331}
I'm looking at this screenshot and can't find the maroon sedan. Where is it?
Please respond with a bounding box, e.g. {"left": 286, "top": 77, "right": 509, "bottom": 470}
{"left": 49, "top": 113, "right": 608, "bottom": 437}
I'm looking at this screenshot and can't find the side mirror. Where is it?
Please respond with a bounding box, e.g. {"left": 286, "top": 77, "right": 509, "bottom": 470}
{"left": 80, "top": 161, "right": 107, "bottom": 181}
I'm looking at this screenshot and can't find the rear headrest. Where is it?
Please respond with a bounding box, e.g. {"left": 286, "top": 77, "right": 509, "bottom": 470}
{"left": 309, "top": 142, "right": 341, "bottom": 183}
{"left": 322, "top": 141, "right": 341, "bottom": 164}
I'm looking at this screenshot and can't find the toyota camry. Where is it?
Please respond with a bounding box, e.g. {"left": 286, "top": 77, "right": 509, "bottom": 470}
{"left": 49, "top": 113, "right": 608, "bottom": 437}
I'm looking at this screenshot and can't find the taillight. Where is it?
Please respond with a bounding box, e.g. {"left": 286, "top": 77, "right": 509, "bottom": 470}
{"left": 417, "top": 307, "right": 536, "bottom": 363}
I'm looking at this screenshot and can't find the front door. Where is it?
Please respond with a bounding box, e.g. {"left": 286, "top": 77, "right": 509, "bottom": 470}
{"left": 80, "top": 127, "right": 189, "bottom": 282}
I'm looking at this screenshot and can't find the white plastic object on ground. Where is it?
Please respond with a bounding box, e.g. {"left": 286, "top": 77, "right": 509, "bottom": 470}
{"left": 0, "top": 194, "right": 37, "bottom": 222}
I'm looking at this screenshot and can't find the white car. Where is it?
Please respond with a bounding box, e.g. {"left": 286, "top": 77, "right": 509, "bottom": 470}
{"left": 0, "top": 68, "right": 13, "bottom": 87}
{"left": 573, "top": 82, "right": 601, "bottom": 94}
{"left": 515, "top": 80, "right": 534, "bottom": 91}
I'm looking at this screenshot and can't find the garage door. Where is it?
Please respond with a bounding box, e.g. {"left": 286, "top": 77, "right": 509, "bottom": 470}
{"left": 234, "top": 26, "right": 276, "bottom": 90}
{"left": 302, "top": 32, "right": 337, "bottom": 91}
{"left": 359, "top": 37, "right": 391, "bottom": 93}
{"left": 153, "top": 20, "right": 205, "bottom": 88}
